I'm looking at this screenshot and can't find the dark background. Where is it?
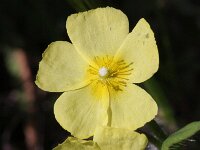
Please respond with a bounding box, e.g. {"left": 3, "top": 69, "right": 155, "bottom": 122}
{"left": 0, "top": 0, "right": 200, "bottom": 149}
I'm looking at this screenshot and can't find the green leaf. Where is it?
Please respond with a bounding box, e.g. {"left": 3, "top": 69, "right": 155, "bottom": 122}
{"left": 161, "top": 121, "right": 200, "bottom": 150}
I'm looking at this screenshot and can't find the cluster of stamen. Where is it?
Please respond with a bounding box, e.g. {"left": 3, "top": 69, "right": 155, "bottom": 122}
{"left": 88, "top": 56, "right": 133, "bottom": 91}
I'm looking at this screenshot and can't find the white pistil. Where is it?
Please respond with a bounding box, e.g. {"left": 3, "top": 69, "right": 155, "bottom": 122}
{"left": 99, "top": 66, "right": 108, "bottom": 77}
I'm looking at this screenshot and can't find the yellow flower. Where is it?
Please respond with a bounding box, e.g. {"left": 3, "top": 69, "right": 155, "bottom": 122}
{"left": 36, "top": 7, "right": 159, "bottom": 139}
{"left": 53, "top": 126, "right": 148, "bottom": 150}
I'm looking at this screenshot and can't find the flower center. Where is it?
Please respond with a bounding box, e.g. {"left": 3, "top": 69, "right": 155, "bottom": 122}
{"left": 99, "top": 67, "right": 109, "bottom": 77}
{"left": 87, "top": 56, "right": 133, "bottom": 91}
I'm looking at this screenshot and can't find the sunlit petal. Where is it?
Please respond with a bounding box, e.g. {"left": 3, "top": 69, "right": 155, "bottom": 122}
{"left": 115, "top": 18, "right": 159, "bottom": 83}
{"left": 66, "top": 7, "right": 129, "bottom": 62}
{"left": 54, "top": 82, "right": 109, "bottom": 139}
{"left": 94, "top": 126, "right": 148, "bottom": 150}
{"left": 109, "top": 84, "right": 158, "bottom": 130}
{"left": 36, "top": 41, "right": 89, "bottom": 92}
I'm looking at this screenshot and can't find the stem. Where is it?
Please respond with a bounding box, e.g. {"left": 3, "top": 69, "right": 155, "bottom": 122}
{"left": 149, "top": 120, "right": 167, "bottom": 141}
{"left": 145, "top": 120, "right": 168, "bottom": 149}
{"left": 146, "top": 134, "right": 162, "bottom": 148}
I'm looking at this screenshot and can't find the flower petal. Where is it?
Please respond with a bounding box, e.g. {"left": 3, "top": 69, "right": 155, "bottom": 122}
{"left": 115, "top": 18, "right": 159, "bottom": 83}
{"left": 35, "top": 41, "right": 89, "bottom": 92}
{"left": 53, "top": 137, "right": 100, "bottom": 150}
{"left": 93, "top": 126, "right": 148, "bottom": 150}
{"left": 54, "top": 82, "right": 109, "bottom": 139}
{"left": 109, "top": 84, "right": 158, "bottom": 130}
{"left": 66, "top": 7, "right": 129, "bottom": 62}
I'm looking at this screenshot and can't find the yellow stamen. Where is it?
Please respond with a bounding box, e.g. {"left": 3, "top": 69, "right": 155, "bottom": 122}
{"left": 87, "top": 56, "right": 133, "bottom": 92}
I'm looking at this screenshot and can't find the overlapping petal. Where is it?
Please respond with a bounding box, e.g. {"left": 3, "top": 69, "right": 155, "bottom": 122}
{"left": 53, "top": 137, "right": 100, "bottom": 150}
{"left": 93, "top": 126, "right": 148, "bottom": 150}
{"left": 54, "top": 82, "right": 109, "bottom": 139}
{"left": 53, "top": 127, "right": 147, "bottom": 150}
{"left": 115, "top": 18, "right": 159, "bottom": 83}
{"left": 109, "top": 84, "right": 158, "bottom": 130}
{"left": 66, "top": 7, "right": 129, "bottom": 63}
{"left": 35, "top": 41, "right": 90, "bottom": 92}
